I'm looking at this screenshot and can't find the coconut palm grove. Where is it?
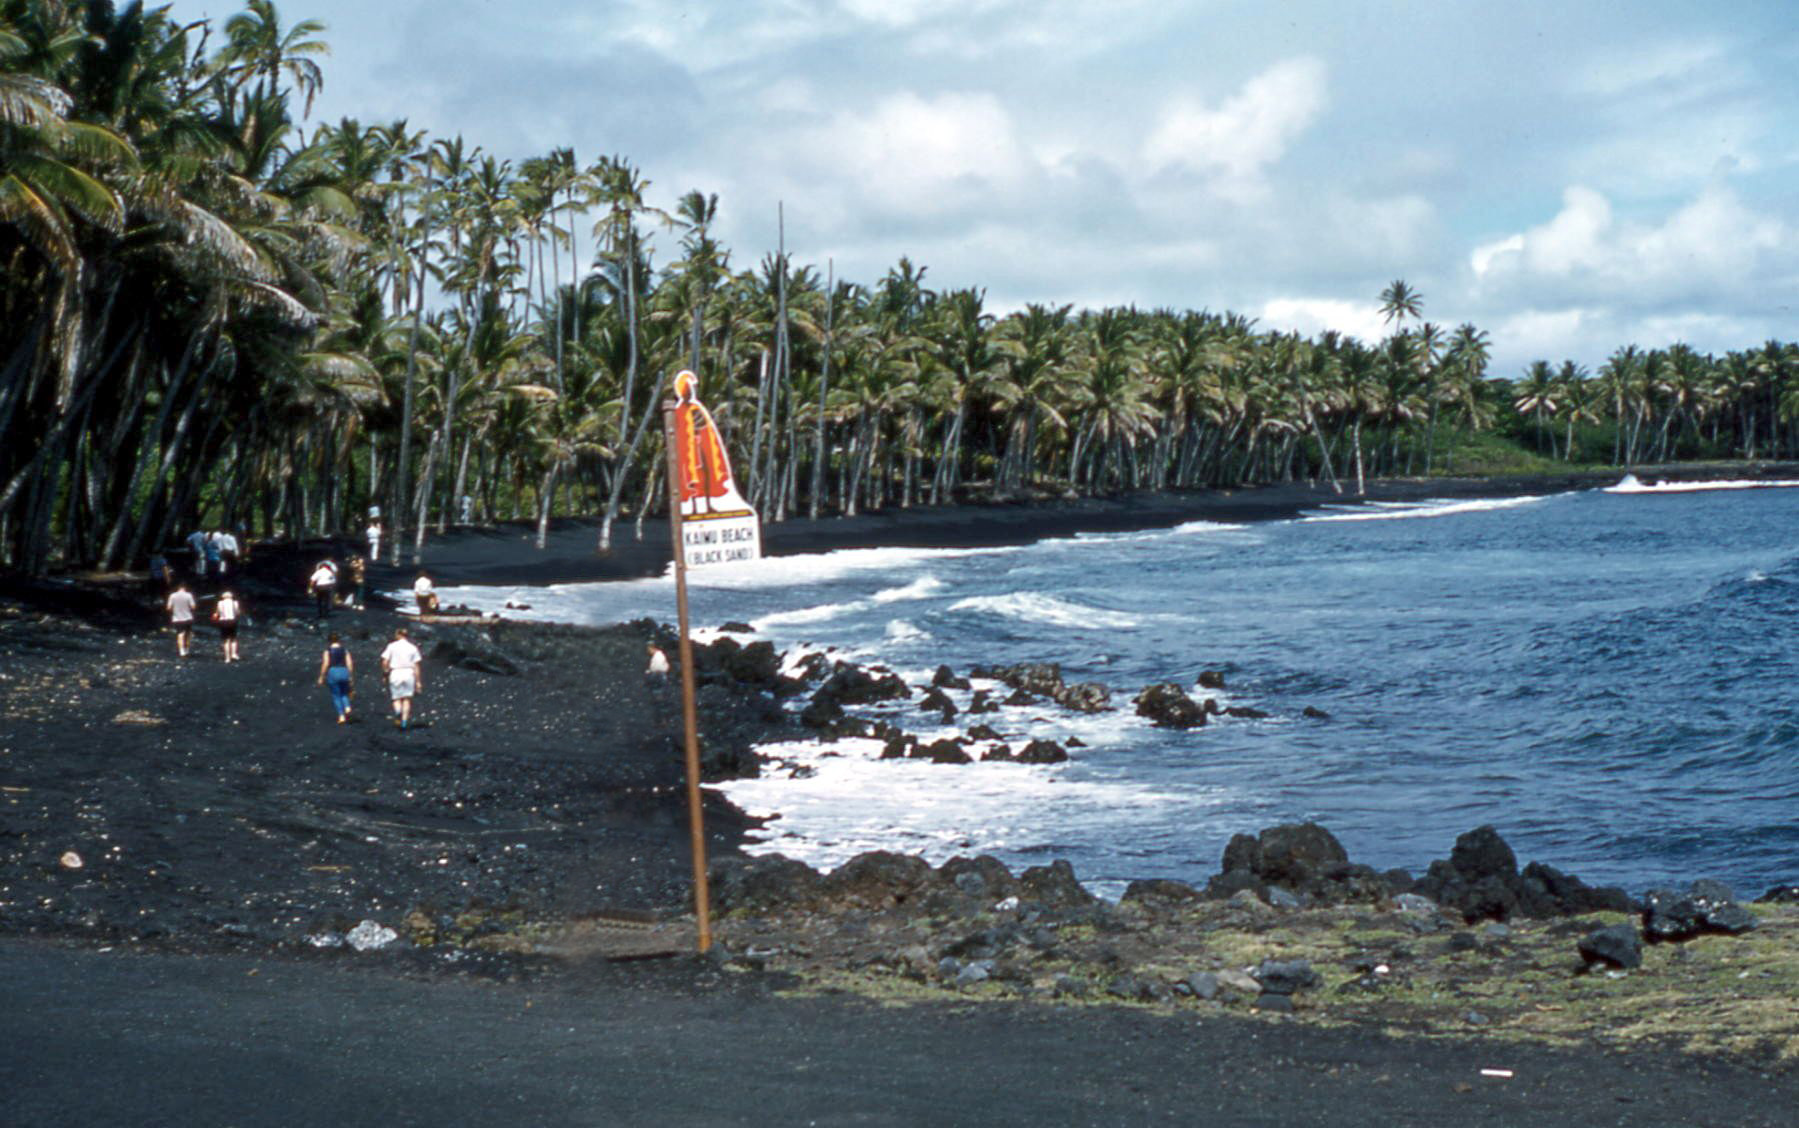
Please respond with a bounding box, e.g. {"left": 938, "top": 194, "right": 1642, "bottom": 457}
{"left": 5, "top": 0, "right": 1799, "bottom": 576}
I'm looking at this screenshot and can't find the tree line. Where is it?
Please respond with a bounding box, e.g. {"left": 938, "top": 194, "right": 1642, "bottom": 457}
{"left": 5, "top": 0, "right": 1799, "bottom": 576}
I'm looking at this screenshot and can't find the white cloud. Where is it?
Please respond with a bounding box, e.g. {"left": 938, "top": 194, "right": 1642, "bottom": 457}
{"left": 1260, "top": 298, "right": 1388, "bottom": 345}
{"left": 1470, "top": 184, "right": 1791, "bottom": 292}
{"left": 781, "top": 91, "right": 1038, "bottom": 222}
{"left": 1493, "top": 308, "right": 1589, "bottom": 361}
{"left": 1141, "top": 58, "right": 1328, "bottom": 197}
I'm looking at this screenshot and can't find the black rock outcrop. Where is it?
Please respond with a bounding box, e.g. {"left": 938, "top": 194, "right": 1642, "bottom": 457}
{"left": 1133, "top": 683, "right": 1207, "bottom": 729}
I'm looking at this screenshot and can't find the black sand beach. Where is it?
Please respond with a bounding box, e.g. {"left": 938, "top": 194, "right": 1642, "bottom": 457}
{"left": 5, "top": 471, "right": 1797, "bottom": 1124}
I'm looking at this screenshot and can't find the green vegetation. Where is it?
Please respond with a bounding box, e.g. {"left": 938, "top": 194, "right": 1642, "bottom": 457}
{"left": 7, "top": 1, "right": 1799, "bottom": 575}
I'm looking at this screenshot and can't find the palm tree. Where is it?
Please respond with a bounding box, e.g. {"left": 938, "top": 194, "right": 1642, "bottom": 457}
{"left": 1379, "top": 279, "right": 1422, "bottom": 327}
{"left": 1514, "top": 360, "right": 1559, "bottom": 456}
{"left": 218, "top": 0, "right": 330, "bottom": 118}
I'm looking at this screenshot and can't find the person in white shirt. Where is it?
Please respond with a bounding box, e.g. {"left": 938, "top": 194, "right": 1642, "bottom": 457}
{"left": 212, "top": 589, "right": 242, "bottom": 663}
{"left": 380, "top": 627, "right": 424, "bottom": 730}
{"left": 645, "top": 642, "right": 669, "bottom": 681}
{"left": 307, "top": 559, "right": 338, "bottom": 619}
{"left": 413, "top": 572, "right": 437, "bottom": 614}
{"left": 366, "top": 520, "right": 382, "bottom": 561}
{"left": 166, "top": 582, "right": 197, "bottom": 657}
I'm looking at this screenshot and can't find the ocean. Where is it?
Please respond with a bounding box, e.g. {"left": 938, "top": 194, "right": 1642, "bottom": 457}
{"left": 439, "top": 481, "right": 1799, "bottom": 900}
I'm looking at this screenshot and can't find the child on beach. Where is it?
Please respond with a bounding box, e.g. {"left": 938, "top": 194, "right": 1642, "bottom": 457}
{"left": 166, "top": 581, "right": 196, "bottom": 658}
{"left": 645, "top": 642, "right": 670, "bottom": 682}
{"left": 316, "top": 632, "right": 355, "bottom": 723}
{"left": 212, "top": 589, "right": 242, "bottom": 663}
{"left": 380, "top": 627, "right": 423, "bottom": 730}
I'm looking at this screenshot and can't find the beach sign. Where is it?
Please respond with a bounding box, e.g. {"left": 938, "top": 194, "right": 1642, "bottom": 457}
{"left": 659, "top": 368, "right": 764, "bottom": 953}
{"left": 668, "top": 370, "right": 761, "bottom": 570}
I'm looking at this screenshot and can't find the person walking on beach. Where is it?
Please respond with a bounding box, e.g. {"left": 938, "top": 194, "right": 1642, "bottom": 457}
{"left": 413, "top": 571, "right": 437, "bottom": 615}
{"left": 307, "top": 558, "right": 338, "bottom": 619}
{"left": 148, "top": 552, "right": 173, "bottom": 597}
{"left": 346, "top": 554, "right": 367, "bottom": 610}
{"left": 316, "top": 632, "right": 355, "bottom": 724}
{"left": 186, "top": 528, "right": 208, "bottom": 579}
{"left": 202, "top": 530, "right": 223, "bottom": 581}
{"left": 166, "top": 581, "right": 196, "bottom": 658}
{"left": 212, "top": 589, "right": 242, "bottom": 663}
{"left": 380, "top": 627, "right": 423, "bottom": 730}
{"left": 218, "top": 527, "right": 240, "bottom": 573}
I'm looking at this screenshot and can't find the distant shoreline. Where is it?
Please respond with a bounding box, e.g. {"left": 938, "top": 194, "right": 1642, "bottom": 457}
{"left": 396, "top": 462, "right": 1799, "bottom": 591}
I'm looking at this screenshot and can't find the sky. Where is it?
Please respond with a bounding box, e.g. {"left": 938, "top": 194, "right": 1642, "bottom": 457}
{"left": 168, "top": 0, "right": 1799, "bottom": 376}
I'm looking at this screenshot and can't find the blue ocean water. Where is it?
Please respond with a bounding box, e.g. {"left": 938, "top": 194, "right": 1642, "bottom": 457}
{"left": 443, "top": 484, "right": 1799, "bottom": 899}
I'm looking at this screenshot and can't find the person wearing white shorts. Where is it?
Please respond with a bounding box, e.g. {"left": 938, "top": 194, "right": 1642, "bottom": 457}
{"left": 380, "top": 627, "right": 423, "bottom": 730}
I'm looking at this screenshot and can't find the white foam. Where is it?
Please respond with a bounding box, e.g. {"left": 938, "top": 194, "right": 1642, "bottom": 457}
{"left": 754, "top": 601, "right": 862, "bottom": 629}
{"left": 872, "top": 576, "right": 946, "bottom": 603}
{"left": 1603, "top": 476, "right": 1799, "bottom": 494}
{"left": 1299, "top": 495, "right": 1549, "bottom": 522}
{"left": 717, "top": 737, "right": 1209, "bottom": 874}
{"left": 682, "top": 543, "right": 1016, "bottom": 590}
{"left": 949, "top": 592, "right": 1140, "bottom": 630}
{"left": 885, "top": 619, "right": 929, "bottom": 642}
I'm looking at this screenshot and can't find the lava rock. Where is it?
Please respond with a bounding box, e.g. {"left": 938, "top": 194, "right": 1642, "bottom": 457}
{"left": 1256, "top": 823, "right": 1349, "bottom": 885}
{"left": 1759, "top": 885, "right": 1799, "bottom": 904}
{"left": 799, "top": 696, "right": 845, "bottom": 729}
{"left": 710, "top": 854, "right": 824, "bottom": 912}
{"left": 815, "top": 664, "right": 911, "bottom": 706}
{"left": 1054, "top": 682, "right": 1112, "bottom": 714}
{"left": 1014, "top": 739, "right": 1069, "bottom": 765}
{"left": 966, "top": 690, "right": 1000, "bottom": 714}
{"left": 824, "top": 851, "right": 942, "bottom": 909}
{"left": 937, "top": 855, "right": 1020, "bottom": 901}
{"left": 984, "top": 663, "right": 1066, "bottom": 698}
{"left": 919, "top": 687, "right": 958, "bottom": 718}
{"left": 1196, "top": 670, "right": 1227, "bottom": 690}
{"left": 931, "top": 665, "right": 972, "bottom": 690}
{"left": 721, "top": 640, "right": 782, "bottom": 687}
{"left": 718, "top": 621, "right": 756, "bottom": 634}
{"left": 1578, "top": 922, "right": 1643, "bottom": 969}
{"left": 1019, "top": 859, "right": 1096, "bottom": 908}
{"left": 1223, "top": 706, "right": 1269, "bottom": 720}
{"left": 925, "top": 740, "right": 973, "bottom": 765}
{"left": 1120, "top": 878, "right": 1203, "bottom": 906}
{"left": 427, "top": 631, "right": 522, "bottom": 677}
{"left": 1302, "top": 705, "right": 1332, "bottom": 719}
{"left": 1450, "top": 825, "right": 1518, "bottom": 883}
{"left": 1642, "top": 884, "right": 1760, "bottom": 942}
{"left": 1133, "top": 683, "right": 1207, "bottom": 729}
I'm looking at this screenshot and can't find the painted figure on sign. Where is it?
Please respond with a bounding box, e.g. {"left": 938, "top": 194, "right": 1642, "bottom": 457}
{"left": 671, "top": 370, "right": 745, "bottom": 517}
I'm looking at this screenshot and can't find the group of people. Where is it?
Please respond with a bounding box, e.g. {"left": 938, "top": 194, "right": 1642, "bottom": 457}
{"left": 164, "top": 581, "right": 243, "bottom": 661}
{"left": 314, "top": 627, "right": 424, "bottom": 729}
{"left": 183, "top": 527, "right": 243, "bottom": 579}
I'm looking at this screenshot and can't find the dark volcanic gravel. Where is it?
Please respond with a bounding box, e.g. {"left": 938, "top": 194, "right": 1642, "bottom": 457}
{"left": 0, "top": 566, "right": 775, "bottom": 958}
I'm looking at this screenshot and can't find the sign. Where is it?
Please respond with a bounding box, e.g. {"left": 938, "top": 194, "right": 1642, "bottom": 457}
{"left": 669, "top": 370, "right": 761, "bottom": 569}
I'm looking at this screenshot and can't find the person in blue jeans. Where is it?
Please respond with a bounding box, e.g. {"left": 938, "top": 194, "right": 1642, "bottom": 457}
{"left": 315, "top": 632, "right": 355, "bottom": 724}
